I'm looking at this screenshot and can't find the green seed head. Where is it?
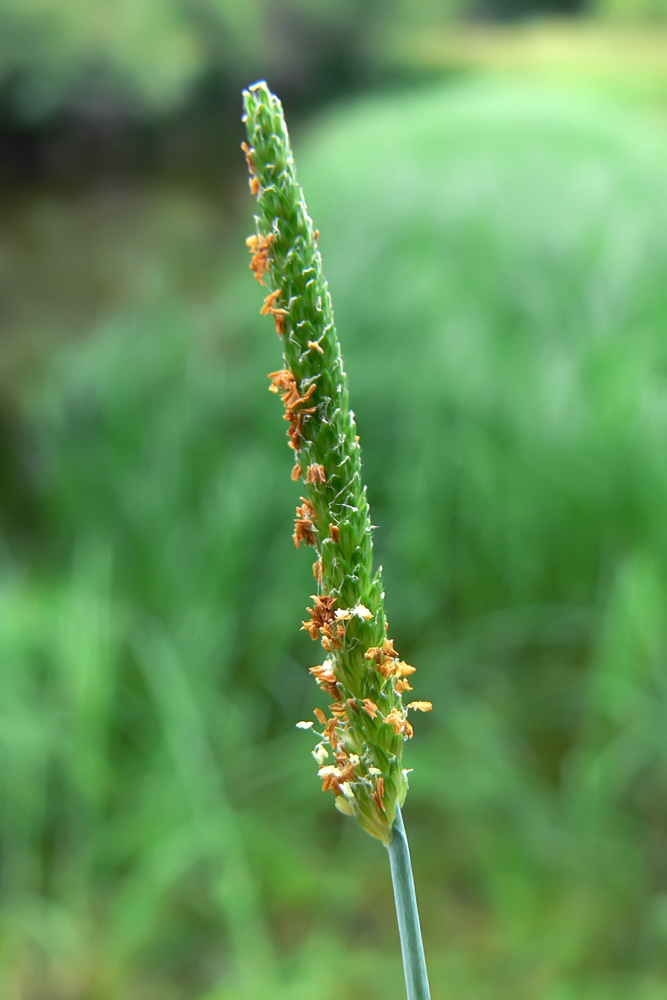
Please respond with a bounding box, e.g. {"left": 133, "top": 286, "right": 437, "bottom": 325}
{"left": 242, "top": 81, "right": 430, "bottom": 843}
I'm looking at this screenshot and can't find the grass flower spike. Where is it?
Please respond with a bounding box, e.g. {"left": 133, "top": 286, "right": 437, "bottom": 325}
{"left": 242, "top": 81, "right": 432, "bottom": 843}
{"left": 242, "top": 81, "right": 431, "bottom": 998}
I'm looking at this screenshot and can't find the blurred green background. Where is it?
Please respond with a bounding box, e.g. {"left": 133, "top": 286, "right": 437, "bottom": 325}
{"left": 4, "top": 1, "right": 667, "bottom": 999}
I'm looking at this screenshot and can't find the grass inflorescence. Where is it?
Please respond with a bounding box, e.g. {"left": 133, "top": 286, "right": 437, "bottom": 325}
{"left": 242, "top": 81, "right": 431, "bottom": 845}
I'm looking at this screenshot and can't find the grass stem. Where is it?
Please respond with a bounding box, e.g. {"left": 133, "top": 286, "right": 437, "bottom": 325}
{"left": 387, "top": 807, "right": 431, "bottom": 1000}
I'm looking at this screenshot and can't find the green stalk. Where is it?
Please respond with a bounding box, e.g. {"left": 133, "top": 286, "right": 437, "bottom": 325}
{"left": 242, "top": 80, "right": 432, "bottom": 996}
{"left": 387, "top": 807, "right": 431, "bottom": 1000}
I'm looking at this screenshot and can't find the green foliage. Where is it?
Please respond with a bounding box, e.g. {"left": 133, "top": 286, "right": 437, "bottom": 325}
{"left": 0, "top": 0, "right": 203, "bottom": 118}
{"left": 0, "top": 0, "right": 356, "bottom": 118}
{"left": 4, "top": 80, "right": 667, "bottom": 998}
{"left": 0, "top": 0, "right": 473, "bottom": 122}
{"left": 383, "top": 22, "right": 667, "bottom": 115}
{"left": 596, "top": 0, "right": 667, "bottom": 19}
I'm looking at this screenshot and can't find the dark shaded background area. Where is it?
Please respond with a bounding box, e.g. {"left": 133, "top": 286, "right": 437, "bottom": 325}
{"left": 0, "top": 0, "right": 589, "bottom": 184}
{"left": 3, "top": 2, "right": 667, "bottom": 999}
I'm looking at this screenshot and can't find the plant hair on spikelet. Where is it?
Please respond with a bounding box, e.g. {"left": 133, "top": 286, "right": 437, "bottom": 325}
{"left": 242, "top": 81, "right": 431, "bottom": 844}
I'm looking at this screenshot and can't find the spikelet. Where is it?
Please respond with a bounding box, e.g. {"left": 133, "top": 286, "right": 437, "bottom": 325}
{"left": 242, "top": 81, "right": 430, "bottom": 843}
